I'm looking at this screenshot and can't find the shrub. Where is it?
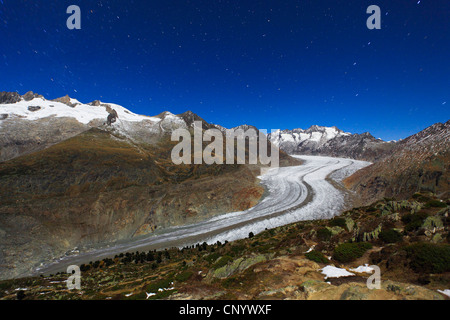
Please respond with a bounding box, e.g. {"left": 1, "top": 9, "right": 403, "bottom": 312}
{"left": 305, "top": 250, "right": 329, "bottom": 264}
{"left": 205, "top": 252, "right": 221, "bottom": 264}
{"left": 251, "top": 240, "right": 260, "bottom": 247}
{"left": 212, "top": 255, "right": 233, "bottom": 269}
{"left": 412, "top": 193, "right": 431, "bottom": 202}
{"left": 333, "top": 242, "right": 373, "bottom": 263}
{"left": 146, "top": 252, "right": 155, "bottom": 261}
{"left": 402, "top": 211, "right": 428, "bottom": 232}
{"left": 424, "top": 200, "right": 447, "bottom": 208}
{"left": 329, "top": 217, "right": 346, "bottom": 228}
{"left": 16, "top": 290, "right": 26, "bottom": 300}
{"left": 221, "top": 276, "right": 240, "bottom": 289}
{"left": 146, "top": 278, "right": 173, "bottom": 293}
{"left": 404, "top": 243, "right": 450, "bottom": 274}
{"left": 255, "top": 243, "right": 272, "bottom": 254}
{"left": 0, "top": 281, "right": 12, "bottom": 291}
{"left": 379, "top": 229, "right": 403, "bottom": 243}
{"left": 230, "top": 244, "right": 246, "bottom": 256}
{"left": 317, "top": 227, "right": 332, "bottom": 241}
{"left": 175, "top": 271, "right": 193, "bottom": 283}
{"left": 80, "top": 264, "right": 91, "bottom": 272}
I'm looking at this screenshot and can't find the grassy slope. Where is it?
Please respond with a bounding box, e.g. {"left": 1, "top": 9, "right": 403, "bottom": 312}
{"left": 1, "top": 192, "right": 448, "bottom": 300}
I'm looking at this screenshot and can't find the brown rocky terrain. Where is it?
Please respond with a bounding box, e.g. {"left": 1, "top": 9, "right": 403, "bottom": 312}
{"left": 0, "top": 193, "right": 448, "bottom": 300}
{"left": 0, "top": 127, "right": 268, "bottom": 280}
{"left": 344, "top": 120, "right": 450, "bottom": 206}
{"left": 0, "top": 117, "right": 92, "bottom": 162}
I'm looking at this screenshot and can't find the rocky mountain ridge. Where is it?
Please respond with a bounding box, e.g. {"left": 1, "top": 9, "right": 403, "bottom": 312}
{"left": 268, "top": 125, "right": 396, "bottom": 162}
{"left": 344, "top": 120, "right": 450, "bottom": 205}
{"left": 0, "top": 91, "right": 182, "bottom": 162}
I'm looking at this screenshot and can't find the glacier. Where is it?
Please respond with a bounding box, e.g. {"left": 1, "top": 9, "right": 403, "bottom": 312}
{"left": 34, "top": 155, "right": 371, "bottom": 276}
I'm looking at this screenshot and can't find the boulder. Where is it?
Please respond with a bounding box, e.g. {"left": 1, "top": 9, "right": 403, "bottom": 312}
{"left": 0, "top": 92, "right": 21, "bottom": 104}
{"left": 299, "top": 279, "right": 331, "bottom": 297}
{"left": 106, "top": 107, "right": 119, "bottom": 126}
{"left": 345, "top": 217, "right": 355, "bottom": 232}
{"left": 340, "top": 286, "right": 368, "bottom": 300}
{"left": 23, "top": 91, "right": 43, "bottom": 101}
{"left": 27, "top": 106, "right": 41, "bottom": 112}
{"left": 422, "top": 216, "right": 444, "bottom": 230}
{"left": 89, "top": 100, "right": 101, "bottom": 106}
{"left": 431, "top": 233, "right": 444, "bottom": 243}
{"left": 52, "top": 95, "right": 76, "bottom": 107}
{"left": 326, "top": 226, "right": 344, "bottom": 236}
{"left": 210, "top": 254, "right": 272, "bottom": 279}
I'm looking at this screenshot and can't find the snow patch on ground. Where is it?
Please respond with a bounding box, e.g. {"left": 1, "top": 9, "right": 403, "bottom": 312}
{"left": 437, "top": 289, "right": 450, "bottom": 298}
{"left": 350, "top": 264, "right": 375, "bottom": 273}
{"left": 0, "top": 97, "right": 160, "bottom": 125}
{"left": 320, "top": 266, "right": 355, "bottom": 279}
{"left": 305, "top": 245, "right": 315, "bottom": 253}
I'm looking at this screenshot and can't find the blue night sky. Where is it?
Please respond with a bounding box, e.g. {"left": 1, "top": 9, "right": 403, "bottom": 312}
{"left": 0, "top": 0, "right": 449, "bottom": 141}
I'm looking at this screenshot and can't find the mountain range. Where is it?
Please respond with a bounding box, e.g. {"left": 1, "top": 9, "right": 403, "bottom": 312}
{"left": 268, "top": 126, "right": 396, "bottom": 162}
{"left": 269, "top": 120, "right": 449, "bottom": 206}
{"left": 0, "top": 91, "right": 298, "bottom": 280}
{"left": 0, "top": 91, "right": 448, "bottom": 281}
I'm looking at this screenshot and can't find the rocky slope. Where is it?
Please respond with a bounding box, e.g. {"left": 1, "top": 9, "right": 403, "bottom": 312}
{"left": 344, "top": 120, "right": 450, "bottom": 205}
{"left": 0, "top": 91, "right": 174, "bottom": 162}
{"left": 1, "top": 192, "right": 448, "bottom": 300}
{"left": 0, "top": 91, "right": 299, "bottom": 280}
{"left": 268, "top": 125, "right": 395, "bottom": 162}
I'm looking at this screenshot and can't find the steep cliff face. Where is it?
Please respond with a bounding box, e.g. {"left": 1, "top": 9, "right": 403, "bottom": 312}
{"left": 344, "top": 120, "right": 450, "bottom": 205}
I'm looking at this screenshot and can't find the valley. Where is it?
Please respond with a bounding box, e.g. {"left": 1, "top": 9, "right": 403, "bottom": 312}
{"left": 33, "top": 155, "right": 370, "bottom": 277}
{"left": 0, "top": 92, "right": 448, "bottom": 301}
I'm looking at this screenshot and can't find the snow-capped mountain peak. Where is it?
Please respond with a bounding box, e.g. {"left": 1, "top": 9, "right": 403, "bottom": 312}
{"left": 268, "top": 125, "right": 393, "bottom": 161}
{"left": 0, "top": 91, "right": 200, "bottom": 162}
{"left": 269, "top": 125, "right": 351, "bottom": 148}
{"left": 0, "top": 93, "right": 160, "bottom": 125}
